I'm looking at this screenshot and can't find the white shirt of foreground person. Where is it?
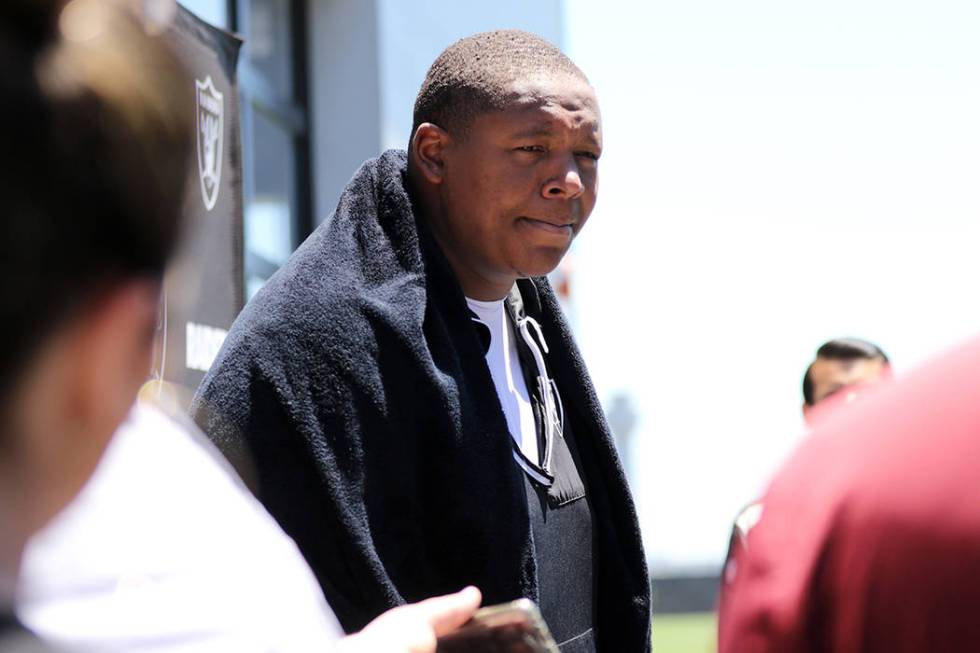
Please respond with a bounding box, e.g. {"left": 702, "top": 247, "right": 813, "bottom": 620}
{"left": 16, "top": 401, "right": 344, "bottom": 653}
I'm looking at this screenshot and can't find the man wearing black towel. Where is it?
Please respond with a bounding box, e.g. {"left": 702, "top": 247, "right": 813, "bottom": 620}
{"left": 195, "top": 30, "right": 650, "bottom": 652}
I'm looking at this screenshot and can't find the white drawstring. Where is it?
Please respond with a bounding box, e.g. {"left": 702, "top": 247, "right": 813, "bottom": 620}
{"left": 550, "top": 378, "right": 565, "bottom": 438}
{"left": 516, "top": 315, "right": 562, "bottom": 474}
{"left": 526, "top": 316, "right": 549, "bottom": 354}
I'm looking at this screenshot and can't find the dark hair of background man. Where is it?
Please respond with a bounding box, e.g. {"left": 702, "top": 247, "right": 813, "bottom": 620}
{"left": 802, "top": 338, "right": 890, "bottom": 406}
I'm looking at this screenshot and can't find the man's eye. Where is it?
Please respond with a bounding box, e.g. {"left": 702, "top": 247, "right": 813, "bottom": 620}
{"left": 576, "top": 151, "right": 600, "bottom": 161}
{"left": 516, "top": 145, "right": 545, "bottom": 153}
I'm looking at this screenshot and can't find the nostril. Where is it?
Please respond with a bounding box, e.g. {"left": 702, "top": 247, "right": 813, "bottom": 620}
{"left": 548, "top": 187, "right": 562, "bottom": 195}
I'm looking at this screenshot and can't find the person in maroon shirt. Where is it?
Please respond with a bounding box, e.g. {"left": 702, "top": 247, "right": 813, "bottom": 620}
{"left": 719, "top": 335, "right": 980, "bottom": 653}
{"left": 720, "top": 337, "right": 892, "bottom": 606}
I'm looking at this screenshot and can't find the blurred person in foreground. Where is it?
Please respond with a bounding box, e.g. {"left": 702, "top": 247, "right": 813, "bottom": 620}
{"left": 719, "top": 335, "right": 980, "bottom": 652}
{"left": 194, "top": 30, "right": 649, "bottom": 652}
{"left": 721, "top": 338, "right": 892, "bottom": 602}
{"left": 0, "top": 1, "right": 478, "bottom": 651}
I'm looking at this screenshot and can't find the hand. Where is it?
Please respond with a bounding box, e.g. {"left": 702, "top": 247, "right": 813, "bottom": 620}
{"left": 337, "top": 586, "right": 482, "bottom": 653}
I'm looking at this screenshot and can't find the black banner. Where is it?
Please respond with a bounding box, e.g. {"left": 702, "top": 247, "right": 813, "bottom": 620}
{"left": 149, "top": 5, "right": 243, "bottom": 406}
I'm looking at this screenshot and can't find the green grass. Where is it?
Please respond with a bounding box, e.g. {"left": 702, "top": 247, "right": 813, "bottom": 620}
{"left": 653, "top": 612, "right": 716, "bottom": 653}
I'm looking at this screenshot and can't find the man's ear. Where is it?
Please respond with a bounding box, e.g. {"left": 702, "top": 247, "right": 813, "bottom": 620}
{"left": 410, "top": 122, "right": 451, "bottom": 185}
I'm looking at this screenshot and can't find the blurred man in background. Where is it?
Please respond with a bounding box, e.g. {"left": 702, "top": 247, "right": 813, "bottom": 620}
{"left": 719, "top": 336, "right": 980, "bottom": 652}
{"left": 801, "top": 337, "right": 891, "bottom": 424}
{"left": 0, "top": 2, "right": 478, "bottom": 651}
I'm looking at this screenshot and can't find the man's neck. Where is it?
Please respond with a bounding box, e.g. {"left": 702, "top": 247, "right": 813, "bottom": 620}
{"left": 0, "top": 526, "right": 23, "bottom": 612}
{"left": 0, "top": 474, "right": 29, "bottom": 608}
{"left": 440, "top": 247, "right": 512, "bottom": 301}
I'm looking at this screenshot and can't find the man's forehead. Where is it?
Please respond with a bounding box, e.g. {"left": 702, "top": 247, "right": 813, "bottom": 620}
{"left": 492, "top": 75, "right": 601, "bottom": 136}
{"left": 504, "top": 74, "right": 598, "bottom": 108}
{"left": 812, "top": 357, "right": 886, "bottom": 384}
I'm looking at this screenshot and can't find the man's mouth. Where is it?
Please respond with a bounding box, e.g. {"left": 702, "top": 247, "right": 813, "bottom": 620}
{"left": 519, "top": 217, "right": 575, "bottom": 236}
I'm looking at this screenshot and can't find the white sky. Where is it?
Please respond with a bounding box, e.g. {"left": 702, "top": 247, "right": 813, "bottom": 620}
{"left": 563, "top": 0, "right": 980, "bottom": 570}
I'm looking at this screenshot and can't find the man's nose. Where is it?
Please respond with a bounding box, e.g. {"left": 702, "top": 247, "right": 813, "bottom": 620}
{"left": 542, "top": 158, "right": 585, "bottom": 199}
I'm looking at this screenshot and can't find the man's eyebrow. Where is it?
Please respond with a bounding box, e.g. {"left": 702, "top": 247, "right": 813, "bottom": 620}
{"left": 510, "top": 123, "right": 558, "bottom": 139}
{"left": 509, "top": 122, "right": 602, "bottom": 145}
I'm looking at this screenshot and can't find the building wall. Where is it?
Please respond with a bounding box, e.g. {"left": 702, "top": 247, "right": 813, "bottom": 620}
{"left": 308, "top": 0, "right": 383, "bottom": 225}
{"left": 375, "top": 0, "right": 564, "bottom": 153}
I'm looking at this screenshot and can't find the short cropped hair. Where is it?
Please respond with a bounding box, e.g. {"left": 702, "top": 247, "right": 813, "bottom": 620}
{"left": 802, "top": 338, "right": 890, "bottom": 406}
{"left": 0, "top": 0, "right": 191, "bottom": 401}
{"left": 411, "top": 29, "right": 588, "bottom": 140}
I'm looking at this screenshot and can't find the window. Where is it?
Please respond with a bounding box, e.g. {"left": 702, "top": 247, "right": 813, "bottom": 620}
{"left": 178, "top": 0, "right": 227, "bottom": 28}
{"left": 179, "top": 0, "right": 311, "bottom": 299}
{"left": 237, "top": 0, "right": 311, "bottom": 298}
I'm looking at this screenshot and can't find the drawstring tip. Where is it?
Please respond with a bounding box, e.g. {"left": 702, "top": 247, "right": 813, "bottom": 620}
{"left": 528, "top": 317, "right": 550, "bottom": 354}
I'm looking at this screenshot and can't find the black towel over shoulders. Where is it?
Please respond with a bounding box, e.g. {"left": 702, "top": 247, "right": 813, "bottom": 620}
{"left": 191, "top": 150, "right": 651, "bottom": 651}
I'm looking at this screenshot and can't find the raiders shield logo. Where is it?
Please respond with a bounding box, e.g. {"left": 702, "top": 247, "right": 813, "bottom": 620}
{"left": 196, "top": 76, "right": 223, "bottom": 211}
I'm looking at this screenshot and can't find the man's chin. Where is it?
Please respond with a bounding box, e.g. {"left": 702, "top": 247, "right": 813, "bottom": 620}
{"left": 514, "top": 249, "right": 568, "bottom": 279}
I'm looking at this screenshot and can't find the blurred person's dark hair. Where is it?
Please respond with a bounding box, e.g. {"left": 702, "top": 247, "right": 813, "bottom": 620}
{"left": 802, "top": 338, "right": 890, "bottom": 406}
{"left": 0, "top": 0, "right": 192, "bottom": 412}
{"left": 411, "top": 29, "right": 588, "bottom": 140}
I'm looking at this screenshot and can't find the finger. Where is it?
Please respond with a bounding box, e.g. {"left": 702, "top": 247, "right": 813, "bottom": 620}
{"left": 414, "top": 586, "right": 482, "bottom": 636}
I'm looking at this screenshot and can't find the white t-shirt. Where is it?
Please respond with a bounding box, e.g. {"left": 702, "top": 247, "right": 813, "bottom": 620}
{"left": 466, "top": 297, "right": 539, "bottom": 466}
{"left": 16, "top": 402, "right": 344, "bottom": 653}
